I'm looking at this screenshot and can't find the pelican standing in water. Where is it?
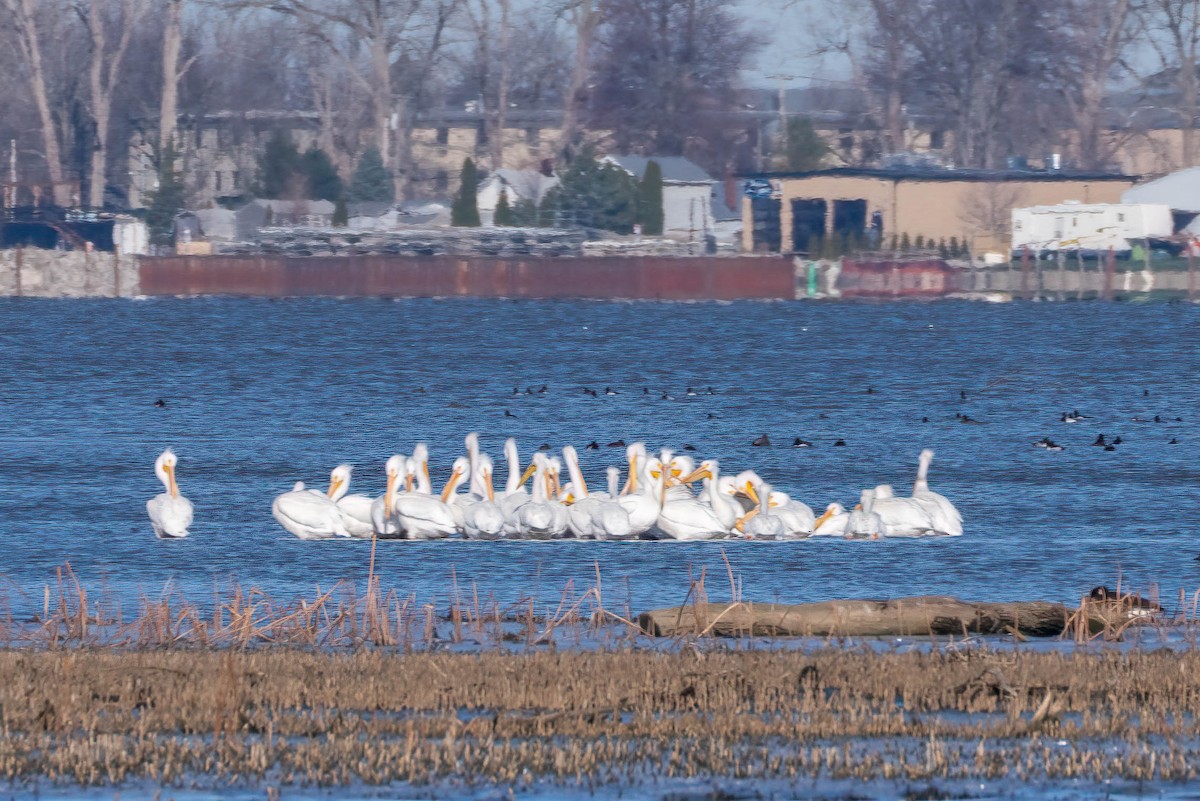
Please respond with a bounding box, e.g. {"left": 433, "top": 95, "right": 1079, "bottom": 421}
{"left": 618, "top": 443, "right": 661, "bottom": 538}
{"left": 147, "top": 449, "right": 193, "bottom": 539}
{"left": 518, "top": 453, "right": 566, "bottom": 539}
{"left": 680, "top": 460, "right": 741, "bottom": 531}
{"left": 457, "top": 454, "right": 507, "bottom": 540}
{"left": 767, "top": 489, "right": 816, "bottom": 538}
{"left": 395, "top": 457, "right": 462, "bottom": 540}
{"left": 911, "top": 449, "right": 963, "bottom": 536}
{"left": 370, "top": 455, "right": 408, "bottom": 538}
{"left": 327, "top": 464, "right": 376, "bottom": 538}
{"left": 561, "top": 445, "right": 632, "bottom": 539}
{"left": 272, "top": 475, "right": 351, "bottom": 540}
{"left": 738, "top": 479, "right": 786, "bottom": 540}
{"left": 657, "top": 457, "right": 728, "bottom": 540}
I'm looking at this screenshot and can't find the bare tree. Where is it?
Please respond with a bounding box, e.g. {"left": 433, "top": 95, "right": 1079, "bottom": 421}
{"left": 960, "top": 183, "right": 1025, "bottom": 249}
{"left": 0, "top": 0, "right": 70, "bottom": 204}
{"left": 1142, "top": 0, "right": 1200, "bottom": 166}
{"left": 77, "top": 0, "right": 149, "bottom": 208}
{"left": 556, "top": 0, "right": 600, "bottom": 162}
{"left": 1052, "top": 0, "right": 1134, "bottom": 170}
{"left": 159, "top": 0, "right": 199, "bottom": 155}
{"left": 460, "top": 0, "right": 513, "bottom": 169}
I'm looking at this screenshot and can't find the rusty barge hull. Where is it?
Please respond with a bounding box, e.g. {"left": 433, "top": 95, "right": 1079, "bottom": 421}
{"left": 137, "top": 255, "right": 795, "bottom": 301}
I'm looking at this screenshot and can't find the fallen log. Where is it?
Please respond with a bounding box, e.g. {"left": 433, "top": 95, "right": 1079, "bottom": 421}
{"left": 637, "top": 596, "right": 1102, "bottom": 638}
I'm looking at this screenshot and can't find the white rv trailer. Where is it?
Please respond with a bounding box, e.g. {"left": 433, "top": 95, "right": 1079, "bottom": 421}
{"left": 1011, "top": 202, "right": 1173, "bottom": 256}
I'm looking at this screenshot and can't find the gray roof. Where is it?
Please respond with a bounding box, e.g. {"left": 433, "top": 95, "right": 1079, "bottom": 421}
{"left": 605, "top": 155, "right": 714, "bottom": 184}
{"left": 1122, "top": 167, "right": 1200, "bottom": 212}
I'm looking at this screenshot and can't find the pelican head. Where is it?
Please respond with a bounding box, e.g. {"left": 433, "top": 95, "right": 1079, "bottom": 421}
{"left": 813, "top": 502, "right": 844, "bottom": 529}
{"left": 441, "top": 457, "right": 469, "bottom": 502}
{"left": 384, "top": 454, "right": 405, "bottom": 508}
{"left": 680, "top": 459, "right": 718, "bottom": 484}
{"left": 873, "top": 484, "right": 895, "bottom": 500}
{"left": 155, "top": 449, "right": 180, "bottom": 497}
{"left": 328, "top": 464, "right": 352, "bottom": 500}
{"left": 477, "top": 452, "right": 496, "bottom": 502}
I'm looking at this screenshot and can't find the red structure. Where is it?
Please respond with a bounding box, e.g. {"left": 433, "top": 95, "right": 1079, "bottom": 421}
{"left": 138, "top": 255, "right": 795, "bottom": 301}
{"left": 837, "top": 258, "right": 956, "bottom": 298}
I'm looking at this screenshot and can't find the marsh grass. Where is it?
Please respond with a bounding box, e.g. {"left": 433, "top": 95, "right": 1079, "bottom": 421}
{"left": 0, "top": 564, "right": 1199, "bottom": 787}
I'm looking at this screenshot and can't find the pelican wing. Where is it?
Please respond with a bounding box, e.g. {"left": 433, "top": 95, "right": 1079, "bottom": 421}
{"left": 273, "top": 491, "right": 350, "bottom": 540}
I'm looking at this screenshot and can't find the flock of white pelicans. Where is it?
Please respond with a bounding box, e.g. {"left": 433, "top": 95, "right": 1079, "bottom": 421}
{"left": 147, "top": 435, "right": 963, "bottom": 542}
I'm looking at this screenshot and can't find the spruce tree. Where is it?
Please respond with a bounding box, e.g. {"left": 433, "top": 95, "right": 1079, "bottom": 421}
{"left": 302, "top": 147, "right": 342, "bottom": 201}
{"left": 493, "top": 191, "right": 515, "bottom": 226}
{"left": 348, "top": 147, "right": 394, "bottom": 203}
{"left": 256, "top": 132, "right": 303, "bottom": 199}
{"left": 637, "top": 160, "right": 664, "bottom": 235}
{"left": 145, "top": 145, "right": 186, "bottom": 246}
{"left": 900, "top": 232, "right": 911, "bottom": 251}
{"left": 451, "top": 158, "right": 481, "bottom": 227}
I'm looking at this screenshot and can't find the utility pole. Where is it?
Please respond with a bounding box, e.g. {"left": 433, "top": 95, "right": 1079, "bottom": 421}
{"left": 766, "top": 74, "right": 795, "bottom": 169}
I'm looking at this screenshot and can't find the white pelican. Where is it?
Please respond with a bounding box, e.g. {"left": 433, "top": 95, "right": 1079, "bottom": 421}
{"left": 327, "top": 464, "right": 376, "bottom": 539}
{"left": 912, "top": 449, "right": 963, "bottom": 536}
{"left": 393, "top": 456, "right": 460, "bottom": 540}
{"left": 657, "top": 457, "right": 728, "bottom": 541}
{"left": 767, "top": 490, "right": 815, "bottom": 538}
{"left": 561, "top": 446, "right": 632, "bottom": 540}
{"left": 663, "top": 452, "right": 696, "bottom": 501}
{"left": 457, "top": 454, "right": 506, "bottom": 540}
{"left": 545, "top": 457, "right": 571, "bottom": 536}
{"left": 411, "top": 443, "right": 433, "bottom": 493}
{"left": 738, "top": 479, "right": 786, "bottom": 540}
{"left": 499, "top": 439, "right": 535, "bottom": 536}
{"left": 272, "top": 477, "right": 351, "bottom": 540}
{"left": 517, "top": 453, "right": 568, "bottom": 539}
{"left": 680, "top": 460, "right": 741, "bottom": 530}
{"left": 845, "top": 490, "right": 883, "bottom": 540}
{"left": 618, "top": 443, "right": 661, "bottom": 538}
{"left": 147, "top": 449, "right": 193, "bottom": 539}
{"left": 871, "top": 484, "right": 936, "bottom": 537}
{"left": 811, "top": 503, "right": 849, "bottom": 536}
{"left": 370, "top": 455, "right": 408, "bottom": 538}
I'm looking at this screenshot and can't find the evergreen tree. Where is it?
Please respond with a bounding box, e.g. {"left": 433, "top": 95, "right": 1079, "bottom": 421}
{"left": 949, "top": 236, "right": 960, "bottom": 257}
{"left": 493, "top": 190, "right": 515, "bottom": 226}
{"left": 348, "top": 147, "right": 394, "bottom": 203}
{"left": 256, "top": 131, "right": 303, "bottom": 199}
{"left": 451, "top": 158, "right": 481, "bottom": 227}
{"left": 332, "top": 197, "right": 349, "bottom": 227}
{"left": 900, "top": 232, "right": 911, "bottom": 251}
{"left": 513, "top": 199, "right": 539, "bottom": 227}
{"left": 302, "top": 147, "right": 342, "bottom": 201}
{"left": 914, "top": 234, "right": 925, "bottom": 250}
{"left": 782, "top": 117, "right": 829, "bottom": 172}
{"left": 938, "top": 238, "right": 949, "bottom": 259}
{"left": 545, "top": 148, "right": 638, "bottom": 233}
{"left": 636, "top": 160, "right": 664, "bottom": 235}
{"left": 145, "top": 145, "right": 186, "bottom": 246}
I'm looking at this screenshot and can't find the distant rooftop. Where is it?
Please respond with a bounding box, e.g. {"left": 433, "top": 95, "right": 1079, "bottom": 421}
{"left": 604, "top": 155, "right": 715, "bottom": 183}
{"left": 741, "top": 166, "right": 1137, "bottom": 182}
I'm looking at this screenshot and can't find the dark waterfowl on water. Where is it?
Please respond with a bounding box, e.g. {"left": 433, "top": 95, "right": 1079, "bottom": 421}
{"left": 752, "top": 434, "right": 770, "bottom": 447}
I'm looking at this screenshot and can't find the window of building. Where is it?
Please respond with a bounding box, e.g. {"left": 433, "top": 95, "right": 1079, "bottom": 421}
{"left": 930, "top": 129, "right": 945, "bottom": 150}
{"left": 436, "top": 127, "right": 449, "bottom": 145}
{"left": 526, "top": 127, "right": 539, "bottom": 144}
{"left": 477, "top": 120, "right": 489, "bottom": 146}
{"left": 435, "top": 170, "right": 449, "bottom": 193}
{"left": 215, "top": 171, "right": 222, "bottom": 193}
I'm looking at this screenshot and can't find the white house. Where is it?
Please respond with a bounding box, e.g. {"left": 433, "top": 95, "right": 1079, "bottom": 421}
{"left": 477, "top": 168, "right": 560, "bottom": 226}
{"left": 603, "top": 154, "right": 716, "bottom": 242}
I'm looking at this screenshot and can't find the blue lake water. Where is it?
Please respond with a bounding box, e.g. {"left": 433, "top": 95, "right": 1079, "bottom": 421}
{"left": 1, "top": 297, "right": 1198, "bottom": 618}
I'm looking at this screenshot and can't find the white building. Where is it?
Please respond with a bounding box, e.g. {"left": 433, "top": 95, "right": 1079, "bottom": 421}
{"left": 476, "top": 168, "right": 560, "bottom": 226}
{"left": 603, "top": 155, "right": 716, "bottom": 242}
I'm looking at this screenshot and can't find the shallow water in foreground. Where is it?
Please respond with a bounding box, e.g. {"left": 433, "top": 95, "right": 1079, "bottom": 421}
{"left": 0, "top": 297, "right": 1198, "bottom": 618}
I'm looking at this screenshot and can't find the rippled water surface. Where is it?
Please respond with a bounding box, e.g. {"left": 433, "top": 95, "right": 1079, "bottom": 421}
{"left": 1, "top": 297, "right": 1197, "bottom": 616}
